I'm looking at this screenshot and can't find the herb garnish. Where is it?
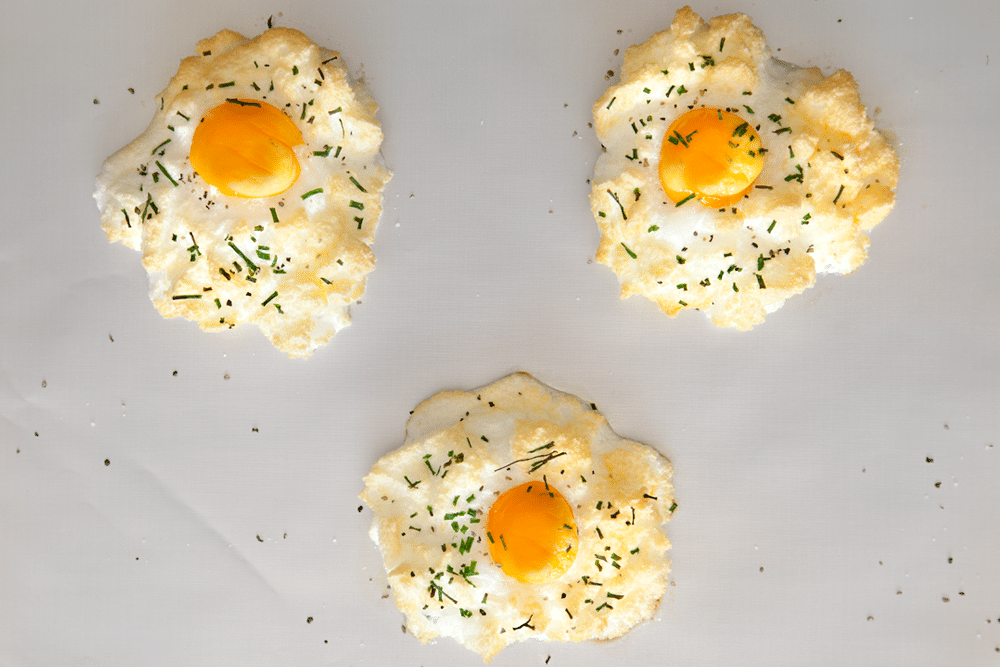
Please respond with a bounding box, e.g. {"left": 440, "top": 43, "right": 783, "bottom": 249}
{"left": 832, "top": 184, "right": 845, "bottom": 205}
{"left": 154, "top": 161, "right": 179, "bottom": 187}
{"left": 150, "top": 139, "right": 171, "bottom": 155}
{"left": 607, "top": 189, "right": 627, "bottom": 220}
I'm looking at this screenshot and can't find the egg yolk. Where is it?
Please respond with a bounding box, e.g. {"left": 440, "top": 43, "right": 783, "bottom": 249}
{"left": 487, "top": 482, "right": 578, "bottom": 584}
{"left": 659, "top": 107, "right": 765, "bottom": 208}
{"left": 189, "top": 99, "right": 304, "bottom": 198}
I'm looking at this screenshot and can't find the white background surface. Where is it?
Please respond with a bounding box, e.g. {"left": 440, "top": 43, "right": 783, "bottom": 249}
{"left": 2, "top": 1, "right": 998, "bottom": 665}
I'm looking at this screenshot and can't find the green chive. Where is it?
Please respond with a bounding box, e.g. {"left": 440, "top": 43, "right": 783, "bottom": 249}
{"left": 833, "top": 184, "right": 845, "bottom": 205}
{"left": 154, "top": 161, "right": 178, "bottom": 187}
{"left": 150, "top": 138, "right": 171, "bottom": 155}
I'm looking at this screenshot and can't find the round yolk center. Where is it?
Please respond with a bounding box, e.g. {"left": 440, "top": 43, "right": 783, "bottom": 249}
{"left": 189, "top": 99, "right": 304, "bottom": 198}
{"left": 658, "top": 107, "right": 765, "bottom": 208}
{"left": 487, "top": 482, "right": 578, "bottom": 584}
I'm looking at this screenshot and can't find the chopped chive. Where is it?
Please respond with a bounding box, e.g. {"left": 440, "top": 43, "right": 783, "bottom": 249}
{"left": 261, "top": 291, "right": 278, "bottom": 307}
{"left": 833, "top": 184, "right": 845, "bottom": 205}
{"left": 301, "top": 188, "right": 323, "bottom": 199}
{"left": 648, "top": 225, "right": 659, "bottom": 232}
{"left": 313, "top": 145, "right": 332, "bottom": 157}
{"left": 831, "top": 151, "right": 844, "bottom": 160}
{"left": 669, "top": 502, "right": 678, "bottom": 512}
{"left": 607, "top": 189, "right": 627, "bottom": 220}
{"left": 774, "top": 127, "right": 791, "bottom": 135}
{"left": 349, "top": 176, "right": 367, "bottom": 192}
{"left": 171, "top": 294, "right": 201, "bottom": 300}
{"left": 225, "top": 98, "right": 261, "bottom": 108}
{"left": 675, "top": 193, "right": 696, "bottom": 207}
{"left": 719, "top": 37, "right": 726, "bottom": 51}
{"left": 606, "top": 96, "right": 616, "bottom": 109}
{"left": 621, "top": 243, "right": 637, "bottom": 259}
{"left": 767, "top": 220, "right": 776, "bottom": 233}
{"left": 154, "top": 161, "right": 178, "bottom": 186}
{"left": 676, "top": 255, "right": 686, "bottom": 264}
{"left": 150, "top": 138, "right": 171, "bottom": 155}
{"left": 349, "top": 200, "right": 364, "bottom": 210}
{"left": 228, "top": 242, "right": 258, "bottom": 273}
{"left": 785, "top": 97, "right": 795, "bottom": 104}
{"left": 218, "top": 81, "right": 236, "bottom": 88}
{"left": 270, "top": 207, "right": 279, "bottom": 223}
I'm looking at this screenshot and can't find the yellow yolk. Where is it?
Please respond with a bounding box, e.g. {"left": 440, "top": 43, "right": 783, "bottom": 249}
{"left": 189, "top": 99, "right": 304, "bottom": 198}
{"left": 659, "top": 107, "right": 764, "bottom": 208}
{"left": 487, "top": 482, "right": 578, "bottom": 584}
